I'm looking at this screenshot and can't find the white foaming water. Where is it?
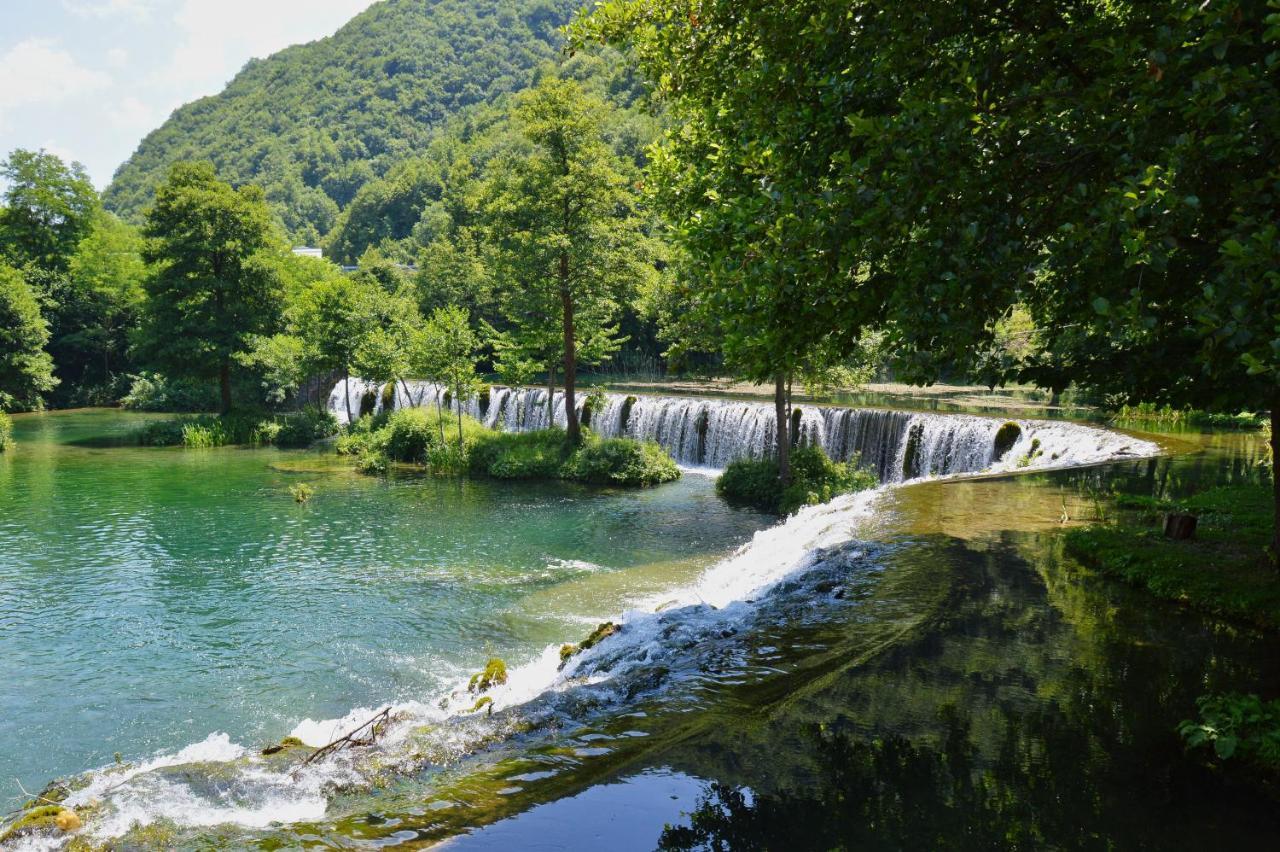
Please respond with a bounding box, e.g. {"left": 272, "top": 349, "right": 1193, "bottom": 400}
{"left": 328, "top": 380, "right": 1152, "bottom": 481}
{"left": 13, "top": 390, "right": 1158, "bottom": 846}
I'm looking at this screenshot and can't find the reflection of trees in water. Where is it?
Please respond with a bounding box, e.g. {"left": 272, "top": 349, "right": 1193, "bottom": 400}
{"left": 661, "top": 702, "right": 1280, "bottom": 850}
{"left": 658, "top": 535, "right": 1280, "bottom": 849}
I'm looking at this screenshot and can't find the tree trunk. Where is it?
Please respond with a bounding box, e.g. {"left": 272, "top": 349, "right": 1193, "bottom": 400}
{"left": 1271, "top": 397, "right": 1279, "bottom": 569}
{"left": 435, "top": 386, "right": 445, "bottom": 445}
{"left": 342, "top": 370, "right": 354, "bottom": 425}
{"left": 219, "top": 361, "right": 233, "bottom": 414}
{"left": 546, "top": 367, "right": 556, "bottom": 429}
{"left": 560, "top": 267, "right": 580, "bottom": 445}
{"left": 456, "top": 380, "right": 464, "bottom": 447}
{"left": 775, "top": 372, "right": 791, "bottom": 486}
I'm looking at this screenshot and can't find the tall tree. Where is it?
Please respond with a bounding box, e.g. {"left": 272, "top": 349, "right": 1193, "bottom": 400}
{"left": 138, "top": 162, "right": 283, "bottom": 413}
{"left": 51, "top": 211, "right": 148, "bottom": 399}
{"left": 484, "top": 76, "right": 655, "bottom": 444}
{"left": 423, "top": 305, "right": 482, "bottom": 446}
{"left": 578, "top": 0, "right": 1280, "bottom": 555}
{"left": 0, "top": 264, "right": 58, "bottom": 411}
{"left": 0, "top": 149, "right": 98, "bottom": 273}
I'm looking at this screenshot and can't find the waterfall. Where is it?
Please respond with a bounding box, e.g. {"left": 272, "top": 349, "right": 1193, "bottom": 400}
{"left": 329, "top": 380, "right": 1152, "bottom": 482}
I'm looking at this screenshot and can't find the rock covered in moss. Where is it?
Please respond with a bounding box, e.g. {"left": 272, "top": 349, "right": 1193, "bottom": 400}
{"left": 0, "top": 805, "right": 82, "bottom": 843}
{"left": 993, "top": 421, "right": 1022, "bottom": 460}
{"left": 468, "top": 658, "right": 508, "bottom": 694}
{"left": 557, "top": 622, "right": 621, "bottom": 669}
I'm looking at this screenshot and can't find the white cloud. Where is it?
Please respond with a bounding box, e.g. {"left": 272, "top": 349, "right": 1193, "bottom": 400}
{"left": 105, "top": 47, "right": 129, "bottom": 68}
{"left": 109, "top": 95, "right": 161, "bottom": 133}
{"left": 159, "top": 0, "right": 375, "bottom": 93}
{"left": 62, "top": 0, "right": 154, "bottom": 20}
{"left": 0, "top": 38, "right": 112, "bottom": 119}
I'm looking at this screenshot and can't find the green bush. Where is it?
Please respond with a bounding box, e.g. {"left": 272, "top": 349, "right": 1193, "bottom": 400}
{"left": 717, "top": 446, "right": 878, "bottom": 514}
{"left": 133, "top": 418, "right": 188, "bottom": 446}
{"left": 1179, "top": 693, "right": 1280, "bottom": 771}
{"left": 276, "top": 406, "right": 339, "bottom": 448}
{"left": 565, "top": 437, "right": 681, "bottom": 486}
{"left": 384, "top": 408, "right": 443, "bottom": 463}
{"left": 0, "top": 411, "right": 11, "bottom": 452}
{"left": 470, "top": 428, "right": 568, "bottom": 479}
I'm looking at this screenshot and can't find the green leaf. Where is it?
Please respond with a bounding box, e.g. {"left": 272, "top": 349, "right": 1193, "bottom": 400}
{"left": 1214, "top": 735, "right": 1238, "bottom": 760}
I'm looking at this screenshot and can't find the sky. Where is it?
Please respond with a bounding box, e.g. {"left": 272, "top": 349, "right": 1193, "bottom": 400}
{"left": 0, "top": 0, "right": 380, "bottom": 189}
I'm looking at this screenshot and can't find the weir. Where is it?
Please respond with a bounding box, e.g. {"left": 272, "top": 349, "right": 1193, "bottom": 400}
{"left": 329, "top": 379, "right": 1148, "bottom": 482}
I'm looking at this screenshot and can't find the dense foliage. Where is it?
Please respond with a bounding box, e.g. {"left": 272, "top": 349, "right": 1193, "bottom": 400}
{"left": 104, "top": 0, "right": 583, "bottom": 244}
{"left": 0, "top": 264, "right": 58, "bottom": 410}
{"left": 133, "top": 407, "right": 337, "bottom": 449}
{"left": 0, "top": 411, "right": 12, "bottom": 452}
{"left": 717, "top": 446, "right": 878, "bottom": 515}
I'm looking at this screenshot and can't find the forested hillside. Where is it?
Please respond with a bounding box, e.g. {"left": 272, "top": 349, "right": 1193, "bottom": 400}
{"left": 104, "top": 0, "right": 581, "bottom": 243}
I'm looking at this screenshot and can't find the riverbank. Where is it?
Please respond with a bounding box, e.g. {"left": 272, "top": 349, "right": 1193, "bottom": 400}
{"left": 1064, "top": 484, "right": 1280, "bottom": 630}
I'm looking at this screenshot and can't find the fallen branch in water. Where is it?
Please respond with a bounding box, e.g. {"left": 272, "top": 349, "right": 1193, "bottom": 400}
{"left": 295, "top": 707, "right": 392, "bottom": 773}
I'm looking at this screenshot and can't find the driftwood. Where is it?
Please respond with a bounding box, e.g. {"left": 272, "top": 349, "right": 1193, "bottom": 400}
{"left": 295, "top": 707, "right": 392, "bottom": 773}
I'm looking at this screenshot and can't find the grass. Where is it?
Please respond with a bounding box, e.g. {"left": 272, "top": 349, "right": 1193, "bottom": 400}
{"left": 1063, "top": 484, "right": 1280, "bottom": 630}
{"left": 1108, "top": 402, "right": 1266, "bottom": 430}
{"left": 716, "top": 445, "right": 878, "bottom": 514}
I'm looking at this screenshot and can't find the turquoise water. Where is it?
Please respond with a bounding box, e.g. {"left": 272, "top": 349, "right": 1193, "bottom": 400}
{"left": 0, "top": 410, "right": 772, "bottom": 795}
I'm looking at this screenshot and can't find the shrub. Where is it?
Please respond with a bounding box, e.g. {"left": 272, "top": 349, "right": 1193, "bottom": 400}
{"left": 288, "top": 483, "right": 315, "bottom": 503}
{"left": 565, "top": 437, "right": 681, "bottom": 487}
{"left": 1179, "top": 693, "right": 1280, "bottom": 771}
{"left": 717, "top": 446, "right": 878, "bottom": 514}
{"left": 471, "top": 429, "right": 568, "bottom": 479}
{"left": 0, "top": 411, "right": 11, "bottom": 452}
{"left": 384, "top": 408, "right": 443, "bottom": 463}
{"left": 276, "top": 406, "right": 339, "bottom": 448}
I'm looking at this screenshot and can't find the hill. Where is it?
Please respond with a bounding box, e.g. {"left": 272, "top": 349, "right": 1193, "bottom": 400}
{"left": 103, "top": 0, "right": 581, "bottom": 243}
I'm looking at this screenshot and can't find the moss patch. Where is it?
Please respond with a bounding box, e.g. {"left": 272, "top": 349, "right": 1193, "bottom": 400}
{"left": 558, "top": 621, "right": 621, "bottom": 669}
{"left": 1064, "top": 484, "right": 1280, "bottom": 630}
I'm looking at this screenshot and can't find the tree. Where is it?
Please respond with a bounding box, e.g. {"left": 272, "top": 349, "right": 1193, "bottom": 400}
{"left": 138, "top": 162, "right": 284, "bottom": 413}
{"left": 51, "top": 211, "right": 147, "bottom": 399}
{"left": 0, "top": 149, "right": 98, "bottom": 273}
{"left": 423, "top": 305, "right": 482, "bottom": 446}
{"left": 484, "top": 76, "right": 655, "bottom": 444}
{"left": 0, "top": 264, "right": 58, "bottom": 411}
{"left": 291, "top": 270, "right": 417, "bottom": 424}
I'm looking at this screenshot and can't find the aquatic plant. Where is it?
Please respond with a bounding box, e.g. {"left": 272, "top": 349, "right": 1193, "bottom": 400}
{"left": 288, "top": 483, "right": 315, "bottom": 503}
{"left": 0, "top": 805, "right": 81, "bottom": 844}
{"left": 717, "top": 447, "right": 877, "bottom": 515}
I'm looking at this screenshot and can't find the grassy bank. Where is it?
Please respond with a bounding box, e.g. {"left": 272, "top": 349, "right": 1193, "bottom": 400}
{"left": 132, "top": 406, "right": 339, "bottom": 449}
{"left": 0, "top": 411, "right": 11, "bottom": 451}
{"left": 1064, "top": 484, "right": 1280, "bottom": 630}
{"left": 338, "top": 408, "right": 680, "bottom": 488}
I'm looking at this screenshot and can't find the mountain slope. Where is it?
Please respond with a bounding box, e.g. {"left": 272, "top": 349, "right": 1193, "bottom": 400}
{"left": 104, "top": 0, "right": 581, "bottom": 242}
